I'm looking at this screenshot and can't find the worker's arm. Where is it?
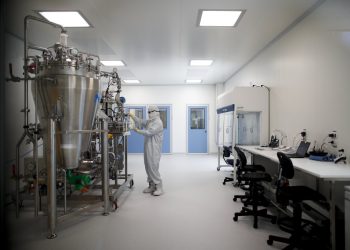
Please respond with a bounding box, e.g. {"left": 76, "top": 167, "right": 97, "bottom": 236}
{"left": 134, "top": 120, "right": 163, "bottom": 136}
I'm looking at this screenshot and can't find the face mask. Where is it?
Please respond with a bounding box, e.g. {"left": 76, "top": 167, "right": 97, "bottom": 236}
{"left": 148, "top": 110, "right": 159, "bottom": 119}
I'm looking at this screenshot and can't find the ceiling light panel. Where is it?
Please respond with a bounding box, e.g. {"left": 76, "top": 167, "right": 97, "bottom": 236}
{"left": 123, "top": 79, "right": 140, "bottom": 84}
{"left": 101, "top": 60, "right": 125, "bottom": 67}
{"left": 38, "top": 11, "right": 90, "bottom": 27}
{"left": 199, "top": 10, "right": 244, "bottom": 27}
{"left": 190, "top": 60, "right": 213, "bottom": 66}
{"left": 186, "top": 79, "right": 202, "bottom": 83}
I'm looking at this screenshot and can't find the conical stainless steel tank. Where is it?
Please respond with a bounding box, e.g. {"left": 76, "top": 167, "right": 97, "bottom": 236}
{"left": 33, "top": 44, "right": 101, "bottom": 169}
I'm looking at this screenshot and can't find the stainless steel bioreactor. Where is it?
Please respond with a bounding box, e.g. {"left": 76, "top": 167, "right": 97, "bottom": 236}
{"left": 7, "top": 15, "right": 133, "bottom": 239}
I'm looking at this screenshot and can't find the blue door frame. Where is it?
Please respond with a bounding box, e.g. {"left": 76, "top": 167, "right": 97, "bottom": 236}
{"left": 188, "top": 105, "right": 208, "bottom": 153}
{"left": 157, "top": 105, "right": 171, "bottom": 153}
{"left": 125, "top": 106, "right": 146, "bottom": 153}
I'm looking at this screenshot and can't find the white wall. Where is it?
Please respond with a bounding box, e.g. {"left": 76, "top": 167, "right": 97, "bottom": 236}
{"left": 121, "top": 85, "right": 217, "bottom": 153}
{"left": 225, "top": 0, "right": 350, "bottom": 159}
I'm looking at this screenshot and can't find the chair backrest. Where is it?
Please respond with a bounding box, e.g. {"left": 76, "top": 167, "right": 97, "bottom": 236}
{"left": 223, "top": 146, "right": 231, "bottom": 157}
{"left": 234, "top": 146, "right": 247, "bottom": 167}
{"left": 275, "top": 152, "right": 294, "bottom": 203}
{"left": 277, "top": 152, "right": 294, "bottom": 179}
{"left": 222, "top": 146, "right": 233, "bottom": 166}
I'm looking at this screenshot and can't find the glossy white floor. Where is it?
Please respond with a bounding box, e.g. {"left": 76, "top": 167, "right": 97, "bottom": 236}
{"left": 7, "top": 154, "right": 287, "bottom": 250}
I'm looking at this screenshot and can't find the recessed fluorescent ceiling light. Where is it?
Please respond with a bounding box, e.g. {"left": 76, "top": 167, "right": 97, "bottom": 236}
{"left": 199, "top": 10, "right": 243, "bottom": 27}
{"left": 124, "top": 79, "right": 140, "bottom": 84}
{"left": 38, "top": 11, "right": 90, "bottom": 27}
{"left": 186, "top": 79, "right": 202, "bottom": 83}
{"left": 190, "top": 60, "right": 213, "bottom": 66}
{"left": 101, "top": 60, "right": 125, "bottom": 67}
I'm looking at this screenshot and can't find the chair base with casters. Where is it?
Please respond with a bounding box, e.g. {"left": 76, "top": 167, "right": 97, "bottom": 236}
{"left": 223, "top": 177, "right": 234, "bottom": 185}
{"left": 233, "top": 172, "right": 277, "bottom": 229}
{"left": 222, "top": 158, "right": 234, "bottom": 185}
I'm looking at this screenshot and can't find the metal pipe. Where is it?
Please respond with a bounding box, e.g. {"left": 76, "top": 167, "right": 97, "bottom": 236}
{"left": 124, "top": 136, "right": 128, "bottom": 180}
{"left": 34, "top": 57, "right": 39, "bottom": 217}
{"left": 15, "top": 132, "right": 27, "bottom": 218}
{"left": 24, "top": 17, "right": 29, "bottom": 129}
{"left": 101, "top": 119, "right": 109, "bottom": 215}
{"left": 217, "top": 147, "right": 220, "bottom": 169}
{"left": 114, "top": 136, "right": 118, "bottom": 189}
{"left": 47, "top": 119, "right": 57, "bottom": 239}
{"left": 25, "top": 15, "right": 66, "bottom": 33}
{"left": 81, "top": 160, "right": 94, "bottom": 164}
{"left": 33, "top": 136, "right": 39, "bottom": 216}
{"left": 62, "top": 169, "right": 67, "bottom": 214}
{"left": 55, "top": 129, "right": 109, "bottom": 134}
{"left": 28, "top": 45, "right": 49, "bottom": 52}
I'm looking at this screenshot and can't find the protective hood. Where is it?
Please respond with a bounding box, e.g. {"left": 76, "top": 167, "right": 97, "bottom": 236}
{"left": 148, "top": 105, "right": 160, "bottom": 120}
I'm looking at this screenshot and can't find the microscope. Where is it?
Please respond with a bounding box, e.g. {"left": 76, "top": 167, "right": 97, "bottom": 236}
{"left": 334, "top": 149, "right": 347, "bottom": 164}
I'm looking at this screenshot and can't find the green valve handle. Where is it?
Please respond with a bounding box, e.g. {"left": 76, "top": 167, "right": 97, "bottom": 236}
{"left": 66, "top": 170, "right": 91, "bottom": 192}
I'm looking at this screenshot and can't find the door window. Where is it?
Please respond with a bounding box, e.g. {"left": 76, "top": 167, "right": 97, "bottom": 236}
{"left": 159, "top": 109, "right": 167, "bottom": 129}
{"left": 190, "top": 108, "right": 205, "bottom": 129}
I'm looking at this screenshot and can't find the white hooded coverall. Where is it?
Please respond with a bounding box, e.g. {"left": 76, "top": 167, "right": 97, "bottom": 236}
{"left": 133, "top": 107, "right": 163, "bottom": 185}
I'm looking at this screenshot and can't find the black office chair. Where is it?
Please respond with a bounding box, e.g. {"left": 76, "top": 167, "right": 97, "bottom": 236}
{"left": 222, "top": 146, "right": 236, "bottom": 185}
{"left": 267, "top": 152, "right": 327, "bottom": 249}
{"left": 233, "top": 146, "right": 276, "bottom": 228}
{"left": 232, "top": 146, "right": 266, "bottom": 202}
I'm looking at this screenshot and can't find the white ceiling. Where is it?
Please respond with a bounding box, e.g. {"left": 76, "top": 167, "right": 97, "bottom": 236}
{"left": 6, "top": 0, "right": 319, "bottom": 85}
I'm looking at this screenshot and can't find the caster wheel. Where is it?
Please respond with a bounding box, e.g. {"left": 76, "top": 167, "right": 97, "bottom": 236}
{"left": 254, "top": 223, "right": 258, "bottom": 229}
{"left": 267, "top": 239, "right": 273, "bottom": 245}
{"left": 223, "top": 182, "right": 226, "bottom": 185}
{"left": 217, "top": 167, "right": 220, "bottom": 171}
{"left": 233, "top": 216, "right": 238, "bottom": 222}
{"left": 129, "top": 180, "right": 134, "bottom": 188}
{"left": 233, "top": 197, "right": 237, "bottom": 202}
{"left": 271, "top": 218, "right": 277, "bottom": 224}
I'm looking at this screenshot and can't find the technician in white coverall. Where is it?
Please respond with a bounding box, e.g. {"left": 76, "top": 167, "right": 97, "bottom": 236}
{"left": 129, "top": 105, "right": 164, "bottom": 196}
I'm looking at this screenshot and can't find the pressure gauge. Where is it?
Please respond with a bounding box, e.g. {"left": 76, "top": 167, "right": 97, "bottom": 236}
{"left": 70, "top": 48, "right": 78, "bottom": 56}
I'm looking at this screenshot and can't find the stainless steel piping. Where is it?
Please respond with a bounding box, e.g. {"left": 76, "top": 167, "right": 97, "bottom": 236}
{"left": 34, "top": 57, "right": 39, "bottom": 217}
{"left": 47, "top": 119, "right": 57, "bottom": 239}
{"left": 28, "top": 45, "right": 49, "bottom": 52}
{"left": 15, "top": 132, "right": 27, "bottom": 218}
{"left": 33, "top": 137, "right": 39, "bottom": 216}
{"left": 101, "top": 119, "right": 109, "bottom": 215}
{"left": 62, "top": 169, "right": 67, "bottom": 214}
{"left": 124, "top": 136, "right": 128, "bottom": 181}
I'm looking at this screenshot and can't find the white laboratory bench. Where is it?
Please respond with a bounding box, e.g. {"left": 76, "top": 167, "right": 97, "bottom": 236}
{"left": 238, "top": 145, "right": 350, "bottom": 250}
